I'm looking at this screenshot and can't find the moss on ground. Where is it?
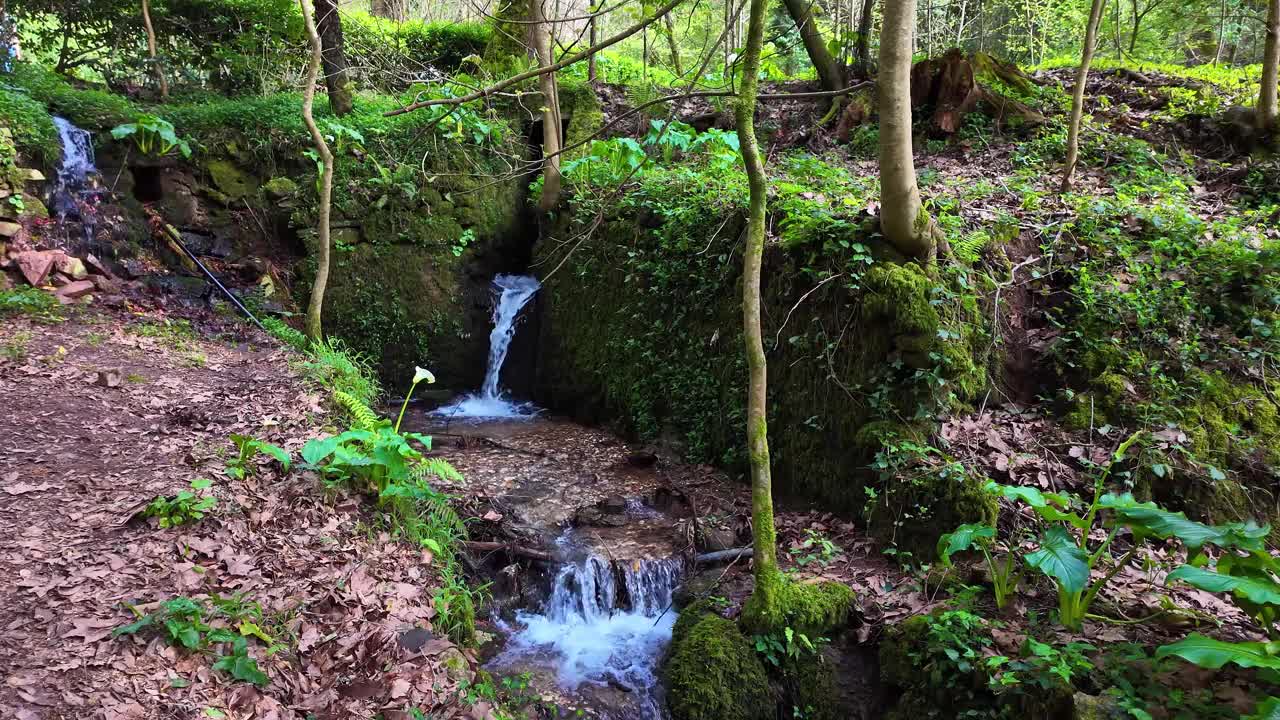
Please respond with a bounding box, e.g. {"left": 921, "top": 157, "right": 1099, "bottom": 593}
{"left": 665, "top": 610, "right": 772, "bottom": 720}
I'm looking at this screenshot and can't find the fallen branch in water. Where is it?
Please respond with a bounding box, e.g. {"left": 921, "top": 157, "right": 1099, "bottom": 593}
{"left": 696, "top": 547, "right": 753, "bottom": 564}
{"left": 462, "top": 541, "right": 553, "bottom": 562}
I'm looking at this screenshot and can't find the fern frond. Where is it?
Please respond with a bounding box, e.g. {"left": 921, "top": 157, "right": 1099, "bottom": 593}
{"left": 333, "top": 389, "right": 381, "bottom": 429}
{"left": 414, "top": 457, "right": 463, "bottom": 484}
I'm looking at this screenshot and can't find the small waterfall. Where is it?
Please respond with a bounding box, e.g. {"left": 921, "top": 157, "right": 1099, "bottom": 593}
{"left": 48, "top": 117, "right": 101, "bottom": 243}
{"left": 498, "top": 551, "right": 685, "bottom": 719}
{"left": 435, "top": 273, "right": 541, "bottom": 418}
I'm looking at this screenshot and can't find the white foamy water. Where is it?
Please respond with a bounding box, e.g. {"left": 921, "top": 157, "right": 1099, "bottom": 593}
{"left": 434, "top": 274, "right": 541, "bottom": 419}
{"left": 495, "top": 549, "right": 684, "bottom": 719}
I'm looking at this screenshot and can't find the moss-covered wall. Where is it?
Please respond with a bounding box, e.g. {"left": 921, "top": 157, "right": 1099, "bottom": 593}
{"left": 534, "top": 196, "right": 989, "bottom": 539}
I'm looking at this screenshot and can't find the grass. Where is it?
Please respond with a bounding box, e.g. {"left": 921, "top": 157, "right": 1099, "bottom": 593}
{"left": 0, "top": 288, "right": 64, "bottom": 322}
{"left": 1, "top": 331, "right": 32, "bottom": 362}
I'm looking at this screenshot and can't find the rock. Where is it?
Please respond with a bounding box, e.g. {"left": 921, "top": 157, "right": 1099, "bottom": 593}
{"left": 14, "top": 251, "right": 55, "bottom": 285}
{"left": 85, "top": 254, "right": 117, "bottom": 280}
{"left": 698, "top": 525, "right": 740, "bottom": 552}
{"left": 51, "top": 273, "right": 73, "bottom": 287}
{"left": 398, "top": 627, "right": 434, "bottom": 653}
{"left": 95, "top": 370, "right": 122, "bottom": 388}
{"left": 19, "top": 195, "right": 49, "bottom": 220}
{"left": 439, "top": 647, "right": 474, "bottom": 685}
{"left": 0, "top": 221, "right": 22, "bottom": 239}
{"left": 55, "top": 280, "right": 95, "bottom": 300}
{"left": 205, "top": 159, "right": 259, "bottom": 200}
{"left": 92, "top": 275, "right": 123, "bottom": 294}
{"left": 600, "top": 495, "right": 627, "bottom": 514}
{"left": 20, "top": 168, "right": 45, "bottom": 182}
{"left": 574, "top": 505, "right": 628, "bottom": 528}
{"left": 120, "top": 259, "right": 147, "bottom": 279}
{"left": 178, "top": 231, "right": 231, "bottom": 257}
{"left": 626, "top": 449, "right": 659, "bottom": 468}
{"left": 263, "top": 176, "right": 298, "bottom": 201}
{"left": 333, "top": 226, "right": 361, "bottom": 247}
{"left": 0, "top": 272, "right": 10, "bottom": 291}
{"left": 53, "top": 254, "right": 88, "bottom": 280}
{"left": 1072, "top": 692, "right": 1125, "bottom": 719}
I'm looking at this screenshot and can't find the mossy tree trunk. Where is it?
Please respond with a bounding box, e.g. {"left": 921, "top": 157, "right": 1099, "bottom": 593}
{"left": 532, "top": 0, "right": 563, "bottom": 210}
{"left": 663, "top": 12, "right": 684, "bottom": 76}
{"left": 782, "top": 0, "right": 843, "bottom": 92}
{"left": 141, "top": 0, "right": 167, "bottom": 100}
{"left": 313, "top": 0, "right": 354, "bottom": 117}
{"left": 878, "top": 0, "right": 938, "bottom": 260}
{"left": 1260, "top": 0, "right": 1279, "bottom": 132}
{"left": 735, "top": 0, "right": 788, "bottom": 630}
{"left": 300, "top": 0, "right": 335, "bottom": 342}
{"left": 1061, "top": 0, "right": 1106, "bottom": 191}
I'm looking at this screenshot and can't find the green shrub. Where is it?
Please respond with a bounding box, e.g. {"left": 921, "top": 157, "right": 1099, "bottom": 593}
{"left": 293, "top": 337, "right": 382, "bottom": 409}
{"left": 0, "top": 84, "right": 59, "bottom": 164}
{"left": 4, "top": 62, "right": 138, "bottom": 130}
{"left": 0, "top": 288, "right": 63, "bottom": 321}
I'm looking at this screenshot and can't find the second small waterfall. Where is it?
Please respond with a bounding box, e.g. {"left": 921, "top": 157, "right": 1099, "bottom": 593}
{"left": 436, "top": 273, "right": 541, "bottom": 418}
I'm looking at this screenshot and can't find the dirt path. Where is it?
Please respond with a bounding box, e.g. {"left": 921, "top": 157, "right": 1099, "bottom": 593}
{"left": 0, "top": 310, "right": 485, "bottom": 720}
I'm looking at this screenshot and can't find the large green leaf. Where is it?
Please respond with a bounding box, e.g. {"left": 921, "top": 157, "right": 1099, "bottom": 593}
{"left": 1024, "top": 527, "right": 1090, "bottom": 594}
{"left": 1156, "top": 634, "right": 1280, "bottom": 670}
{"left": 937, "top": 523, "right": 996, "bottom": 565}
{"left": 251, "top": 441, "right": 291, "bottom": 472}
{"left": 1100, "top": 493, "right": 1269, "bottom": 552}
{"left": 1166, "top": 565, "right": 1280, "bottom": 606}
{"left": 300, "top": 437, "right": 339, "bottom": 466}
{"left": 1245, "top": 697, "right": 1280, "bottom": 720}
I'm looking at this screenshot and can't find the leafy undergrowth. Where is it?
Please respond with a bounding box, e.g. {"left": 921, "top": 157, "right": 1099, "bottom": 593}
{"left": 0, "top": 303, "right": 498, "bottom": 719}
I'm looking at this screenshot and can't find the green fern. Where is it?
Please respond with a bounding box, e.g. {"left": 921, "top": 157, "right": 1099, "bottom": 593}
{"left": 952, "top": 230, "right": 990, "bottom": 265}
{"left": 626, "top": 81, "right": 662, "bottom": 117}
{"left": 414, "top": 457, "right": 463, "bottom": 484}
{"left": 261, "top": 317, "right": 308, "bottom": 352}
{"left": 333, "top": 389, "right": 381, "bottom": 429}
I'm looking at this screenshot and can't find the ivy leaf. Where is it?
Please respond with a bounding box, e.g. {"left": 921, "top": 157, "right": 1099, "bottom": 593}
{"left": 1024, "top": 527, "right": 1089, "bottom": 594}
{"left": 936, "top": 523, "right": 996, "bottom": 565}
{"left": 1166, "top": 565, "right": 1280, "bottom": 606}
{"left": 1156, "top": 634, "right": 1280, "bottom": 670}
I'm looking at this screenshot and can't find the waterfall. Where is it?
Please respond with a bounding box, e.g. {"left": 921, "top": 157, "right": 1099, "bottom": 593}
{"left": 435, "top": 273, "right": 541, "bottom": 418}
{"left": 497, "top": 551, "right": 684, "bottom": 719}
{"left": 49, "top": 117, "right": 101, "bottom": 243}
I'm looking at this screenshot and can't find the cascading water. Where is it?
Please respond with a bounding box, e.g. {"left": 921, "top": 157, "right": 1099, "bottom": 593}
{"left": 48, "top": 117, "right": 101, "bottom": 243}
{"left": 435, "top": 273, "right": 541, "bottom": 418}
{"left": 495, "top": 541, "right": 684, "bottom": 719}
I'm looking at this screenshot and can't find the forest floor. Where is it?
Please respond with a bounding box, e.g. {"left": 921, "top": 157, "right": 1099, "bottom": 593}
{"left": 0, "top": 303, "right": 492, "bottom": 720}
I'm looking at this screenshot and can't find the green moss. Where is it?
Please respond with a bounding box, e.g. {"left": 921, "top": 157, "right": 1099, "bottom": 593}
{"left": 4, "top": 62, "right": 137, "bottom": 130}
{"left": 782, "top": 652, "right": 840, "bottom": 720}
{"left": 878, "top": 615, "right": 931, "bottom": 689}
{"left": 0, "top": 85, "right": 60, "bottom": 166}
{"left": 665, "top": 612, "right": 772, "bottom": 720}
{"left": 559, "top": 78, "right": 604, "bottom": 162}
{"left": 263, "top": 176, "right": 298, "bottom": 199}
{"left": 867, "top": 460, "right": 998, "bottom": 560}
{"left": 206, "top": 158, "right": 260, "bottom": 200}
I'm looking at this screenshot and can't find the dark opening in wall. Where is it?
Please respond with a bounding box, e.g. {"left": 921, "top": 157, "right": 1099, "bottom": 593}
{"left": 131, "top": 166, "right": 163, "bottom": 203}
{"left": 525, "top": 117, "right": 573, "bottom": 161}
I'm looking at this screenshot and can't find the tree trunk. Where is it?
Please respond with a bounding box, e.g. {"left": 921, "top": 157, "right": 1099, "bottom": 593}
{"left": 370, "top": 0, "right": 408, "bottom": 21}
{"left": 1062, "top": 0, "right": 1106, "bottom": 191}
{"left": 588, "top": 14, "right": 598, "bottom": 80}
{"left": 854, "top": 0, "right": 876, "bottom": 76}
{"left": 781, "top": 0, "right": 844, "bottom": 91}
{"left": 313, "top": 0, "right": 354, "bottom": 117}
{"left": 1128, "top": 0, "right": 1141, "bottom": 53}
{"left": 300, "top": 0, "right": 334, "bottom": 342}
{"left": 532, "top": 0, "right": 563, "bottom": 210}
{"left": 663, "top": 13, "right": 684, "bottom": 76}
{"left": 141, "top": 0, "right": 167, "bottom": 99}
{"left": 878, "top": 0, "right": 937, "bottom": 260}
{"left": 734, "top": 0, "right": 787, "bottom": 631}
{"left": 1260, "top": 0, "right": 1279, "bottom": 131}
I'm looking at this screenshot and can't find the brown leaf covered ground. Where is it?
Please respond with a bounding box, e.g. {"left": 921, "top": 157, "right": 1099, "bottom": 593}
{"left": 0, "top": 306, "right": 487, "bottom": 720}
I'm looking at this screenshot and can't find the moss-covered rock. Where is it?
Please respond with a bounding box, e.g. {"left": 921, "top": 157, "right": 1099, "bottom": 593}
{"left": 206, "top": 158, "right": 259, "bottom": 200}
{"left": 782, "top": 651, "right": 841, "bottom": 720}
{"left": 665, "top": 611, "right": 771, "bottom": 720}
{"left": 743, "top": 578, "right": 857, "bottom": 637}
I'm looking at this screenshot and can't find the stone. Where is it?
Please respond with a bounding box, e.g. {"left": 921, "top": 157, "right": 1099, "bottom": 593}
{"left": 1072, "top": 692, "right": 1125, "bottom": 719}
{"left": 14, "top": 251, "right": 55, "bottom": 285}
{"left": 54, "top": 280, "right": 95, "bottom": 300}
{"left": 85, "top": 254, "right": 117, "bottom": 279}
{"left": 19, "top": 195, "right": 49, "bottom": 220}
{"left": 0, "top": 272, "right": 10, "bottom": 291}
{"left": 92, "top": 275, "right": 123, "bottom": 294}
{"left": 95, "top": 370, "right": 122, "bottom": 388}
{"left": 600, "top": 495, "right": 627, "bottom": 514}
{"left": 263, "top": 176, "right": 298, "bottom": 200}
{"left": 333, "top": 227, "right": 362, "bottom": 247}
{"left": 205, "top": 159, "right": 259, "bottom": 200}
{"left": 398, "top": 627, "right": 434, "bottom": 653}
{"left": 0, "top": 221, "right": 21, "bottom": 239}
{"left": 20, "top": 168, "right": 45, "bottom": 182}
{"left": 53, "top": 254, "right": 88, "bottom": 280}
{"left": 438, "top": 647, "right": 474, "bottom": 685}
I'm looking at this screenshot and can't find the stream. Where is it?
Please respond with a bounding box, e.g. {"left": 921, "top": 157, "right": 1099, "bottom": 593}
{"left": 407, "top": 274, "right": 695, "bottom": 719}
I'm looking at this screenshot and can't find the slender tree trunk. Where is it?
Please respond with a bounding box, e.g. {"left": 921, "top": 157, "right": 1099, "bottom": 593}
{"left": 663, "top": 13, "right": 685, "bottom": 76}
{"left": 878, "top": 0, "right": 936, "bottom": 259}
{"left": 1260, "top": 0, "right": 1279, "bottom": 131}
{"left": 782, "top": 0, "right": 844, "bottom": 91}
{"left": 1214, "top": 0, "right": 1228, "bottom": 63}
{"left": 588, "top": 14, "right": 598, "bottom": 80}
{"left": 854, "top": 0, "right": 876, "bottom": 76}
{"left": 300, "top": 0, "right": 334, "bottom": 342}
{"left": 371, "top": 0, "right": 408, "bottom": 21}
{"left": 141, "top": 0, "right": 167, "bottom": 99}
{"left": 532, "top": 0, "right": 563, "bottom": 210}
{"left": 1128, "top": 0, "right": 1141, "bottom": 53}
{"left": 735, "top": 0, "right": 786, "bottom": 630}
{"left": 313, "top": 0, "right": 354, "bottom": 116}
{"left": 1062, "top": 0, "right": 1106, "bottom": 191}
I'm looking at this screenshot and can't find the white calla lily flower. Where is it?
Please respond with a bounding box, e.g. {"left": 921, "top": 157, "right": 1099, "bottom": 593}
{"left": 413, "top": 366, "right": 436, "bottom": 385}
